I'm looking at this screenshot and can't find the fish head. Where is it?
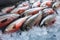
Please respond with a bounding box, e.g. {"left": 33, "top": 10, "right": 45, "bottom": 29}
{"left": 40, "top": 14, "right": 56, "bottom": 27}
{"left": 52, "top": 2, "right": 60, "bottom": 9}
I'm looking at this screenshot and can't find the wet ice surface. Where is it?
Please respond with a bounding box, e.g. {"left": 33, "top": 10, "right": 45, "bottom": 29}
{"left": 0, "top": 9, "right": 60, "bottom": 40}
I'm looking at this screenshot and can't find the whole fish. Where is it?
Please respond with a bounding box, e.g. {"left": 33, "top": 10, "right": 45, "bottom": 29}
{"left": 1, "top": 6, "right": 15, "bottom": 13}
{"left": 40, "top": 1, "right": 54, "bottom": 8}
{"left": 21, "top": 11, "right": 42, "bottom": 31}
{"left": 24, "top": 7, "right": 46, "bottom": 16}
{"left": 11, "top": 6, "right": 29, "bottom": 14}
{"left": 0, "top": 14, "right": 20, "bottom": 28}
{"left": 32, "top": 1, "right": 41, "bottom": 8}
{"left": 4, "top": 16, "right": 31, "bottom": 33}
{"left": 40, "top": 14, "right": 56, "bottom": 27}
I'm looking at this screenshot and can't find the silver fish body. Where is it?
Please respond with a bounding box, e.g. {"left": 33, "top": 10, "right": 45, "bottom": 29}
{"left": 21, "top": 11, "right": 42, "bottom": 31}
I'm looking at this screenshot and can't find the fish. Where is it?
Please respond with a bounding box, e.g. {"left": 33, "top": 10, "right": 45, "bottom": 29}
{"left": 11, "top": 6, "right": 29, "bottom": 14}
{"left": 4, "top": 16, "right": 31, "bottom": 33}
{"left": 32, "top": 1, "right": 41, "bottom": 8}
{"left": 40, "top": 14, "right": 56, "bottom": 27}
{"left": 40, "top": 1, "right": 54, "bottom": 8}
{"left": 1, "top": 6, "right": 15, "bottom": 13}
{"left": 0, "top": 14, "right": 20, "bottom": 28}
{"left": 24, "top": 7, "right": 46, "bottom": 16}
{"left": 21, "top": 11, "right": 42, "bottom": 31}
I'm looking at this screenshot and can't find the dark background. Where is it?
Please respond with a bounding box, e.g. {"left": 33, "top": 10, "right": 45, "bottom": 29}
{"left": 0, "top": 0, "right": 25, "bottom": 10}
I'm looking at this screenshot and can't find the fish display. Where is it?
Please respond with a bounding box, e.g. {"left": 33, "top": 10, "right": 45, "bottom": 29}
{"left": 0, "top": 0, "right": 59, "bottom": 33}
